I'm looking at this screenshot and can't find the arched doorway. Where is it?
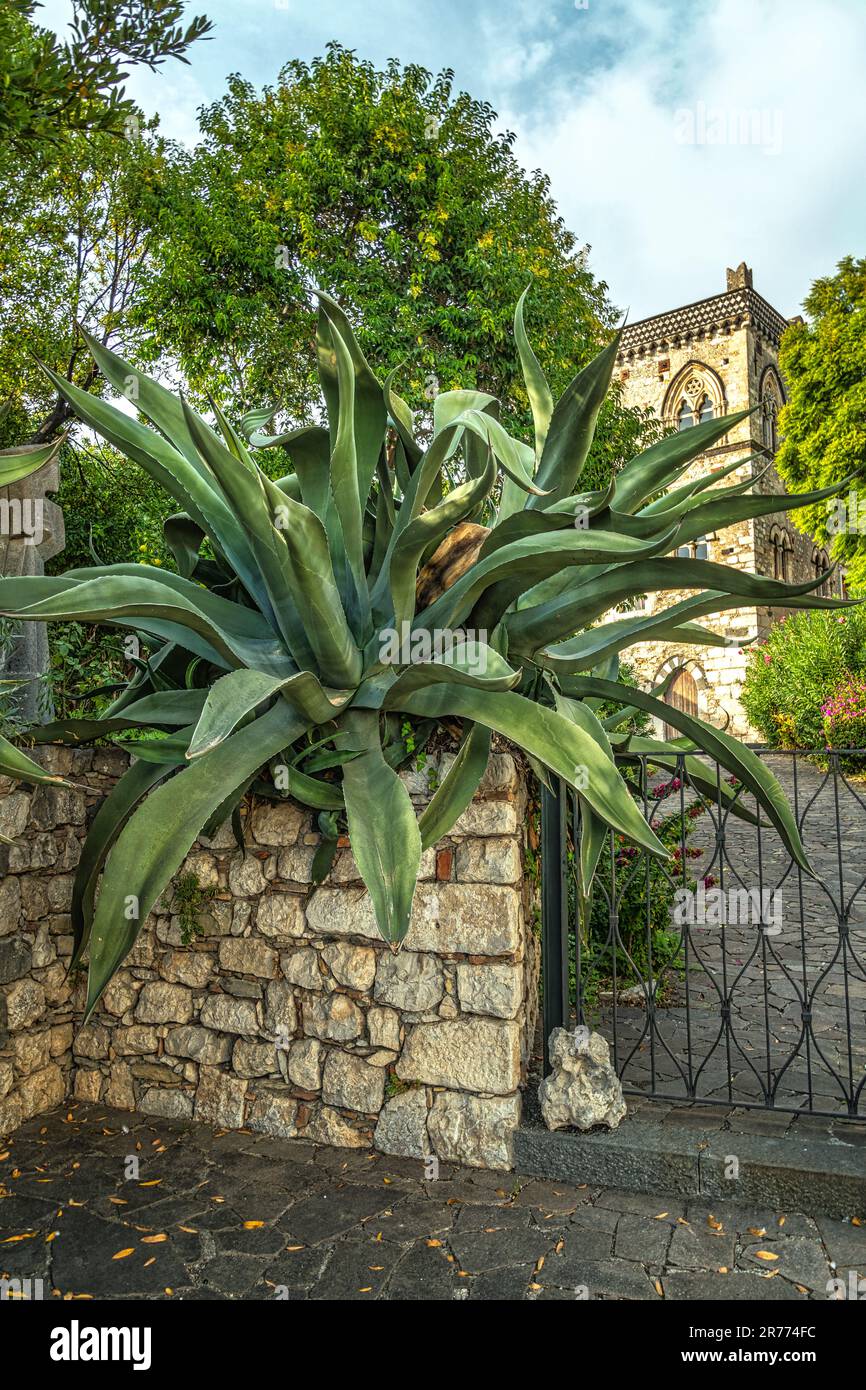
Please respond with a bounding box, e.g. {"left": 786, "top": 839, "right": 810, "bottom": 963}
{"left": 662, "top": 668, "right": 699, "bottom": 740}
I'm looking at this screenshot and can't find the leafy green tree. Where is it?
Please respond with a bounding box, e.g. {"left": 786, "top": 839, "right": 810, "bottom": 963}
{"left": 134, "top": 43, "right": 659, "bottom": 470}
{"left": 0, "top": 0, "right": 211, "bottom": 165}
{"left": 775, "top": 255, "right": 866, "bottom": 593}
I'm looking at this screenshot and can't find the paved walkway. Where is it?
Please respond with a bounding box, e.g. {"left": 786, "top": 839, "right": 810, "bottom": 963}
{"left": 1, "top": 1103, "right": 864, "bottom": 1301}
{"left": 596, "top": 757, "right": 866, "bottom": 1115}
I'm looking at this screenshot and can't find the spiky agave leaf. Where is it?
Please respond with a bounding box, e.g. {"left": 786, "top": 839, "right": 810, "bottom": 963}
{"left": 0, "top": 288, "right": 852, "bottom": 1016}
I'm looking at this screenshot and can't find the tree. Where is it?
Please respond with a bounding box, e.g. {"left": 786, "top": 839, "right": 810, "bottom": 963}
{"left": 133, "top": 44, "right": 659, "bottom": 469}
{"left": 0, "top": 120, "right": 169, "bottom": 447}
{"left": 775, "top": 255, "right": 866, "bottom": 593}
{"left": 0, "top": 0, "right": 211, "bottom": 166}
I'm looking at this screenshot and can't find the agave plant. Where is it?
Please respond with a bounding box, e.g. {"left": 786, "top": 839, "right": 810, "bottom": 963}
{"left": 0, "top": 290, "right": 850, "bottom": 1019}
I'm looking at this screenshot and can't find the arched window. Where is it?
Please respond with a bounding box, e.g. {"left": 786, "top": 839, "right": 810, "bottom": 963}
{"left": 771, "top": 527, "right": 791, "bottom": 582}
{"left": 677, "top": 399, "right": 694, "bottom": 431}
{"left": 697, "top": 395, "right": 714, "bottom": 424}
{"left": 812, "top": 547, "right": 830, "bottom": 597}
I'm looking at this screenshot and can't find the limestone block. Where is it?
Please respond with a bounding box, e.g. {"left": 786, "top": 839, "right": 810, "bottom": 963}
{"left": 233, "top": 1039, "right": 276, "bottom": 1078}
{"left": 73, "top": 1068, "right": 104, "bottom": 1102}
{"left": 0, "top": 937, "right": 32, "bottom": 984}
{"left": 428, "top": 1090, "right": 521, "bottom": 1170}
{"left": 140, "top": 1088, "right": 193, "bottom": 1120}
{"left": 159, "top": 950, "right": 215, "bottom": 989}
{"left": 280, "top": 946, "right": 322, "bottom": 990}
{"left": 455, "top": 837, "right": 521, "bottom": 884}
{"left": 3, "top": 977, "right": 46, "bottom": 1030}
{"left": 227, "top": 853, "right": 269, "bottom": 897}
{"left": 135, "top": 981, "right": 193, "bottom": 1025}
{"left": 397, "top": 1017, "right": 520, "bottom": 1094}
{"left": 250, "top": 800, "right": 306, "bottom": 847}
{"left": 218, "top": 937, "right": 278, "bottom": 978}
{"left": 263, "top": 980, "right": 297, "bottom": 1035}
{"left": 165, "top": 1025, "right": 233, "bottom": 1065}
{"left": 302, "top": 991, "right": 364, "bottom": 1043}
{"left": 456, "top": 962, "right": 524, "bottom": 1019}
{"left": 286, "top": 1037, "right": 323, "bottom": 1090}
{"left": 406, "top": 883, "right": 521, "bottom": 956}
{"left": 17, "top": 1063, "right": 65, "bottom": 1120}
{"left": 100, "top": 972, "right": 140, "bottom": 1017}
{"left": 374, "top": 1088, "right": 430, "bottom": 1159}
{"left": 256, "top": 892, "right": 306, "bottom": 939}
{"left": 374, "top": 950, "right": 443, "bottom": 1012}
{"left": 111, "top": 1025, "right": 161, "bottom": 1056}
{"left": 322, "top": 1050, "right": 385, "bottom": 1113}
{"left": 194, "top": 1065, "right": 248, "bottom": 1129}
{"left": 104, "top": 1061, "right": 135, "bottom": 1110}
{"left": 320, "top": 941, "right": 376, "bottom": 992}
{"left": 199, "top": 994, "right": 260, "bottom": 1037}
{"left": 247, "top": 1085, "right": 298, "bottom": 1138}
{"left": 367, "top": 1006, "right": 401, "bottom": 1052}
{"left": 304, "top": 1104, "right": 369, "bottom": 1148}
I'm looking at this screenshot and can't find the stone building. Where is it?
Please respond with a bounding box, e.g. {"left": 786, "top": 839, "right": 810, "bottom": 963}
{"left": 616, "top": 263, "right": 843, "bottom": 741}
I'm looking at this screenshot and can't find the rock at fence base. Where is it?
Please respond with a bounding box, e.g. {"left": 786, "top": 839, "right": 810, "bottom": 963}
{"left": 539, "top": 1026, "right": 626, "bottom": 1132}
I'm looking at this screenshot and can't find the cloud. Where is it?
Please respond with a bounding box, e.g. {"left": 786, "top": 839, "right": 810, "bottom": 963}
{"left": 505, "top": 0, "right": 866, "bottom": 318}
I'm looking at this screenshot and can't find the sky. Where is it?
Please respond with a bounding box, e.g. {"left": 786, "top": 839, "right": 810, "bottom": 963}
{"left": 38, "top": 0, "right": 866, "bottom": 320}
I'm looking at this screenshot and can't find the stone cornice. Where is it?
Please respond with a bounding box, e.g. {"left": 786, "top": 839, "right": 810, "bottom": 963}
{"left": 619, "top": 287, "right": 789, "bottom": 361}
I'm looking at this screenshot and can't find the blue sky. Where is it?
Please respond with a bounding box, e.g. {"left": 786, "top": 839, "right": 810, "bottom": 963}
{"left": 39, "top": 0, "right": 866, "bottom": 319}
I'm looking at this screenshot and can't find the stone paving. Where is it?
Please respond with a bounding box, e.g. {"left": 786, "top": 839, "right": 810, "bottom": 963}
{"left": 592, "top": 757, "right": 866, "bottom": 1115}
{"left": 2, "top": 1102, "right": 865, "bottom": 1301}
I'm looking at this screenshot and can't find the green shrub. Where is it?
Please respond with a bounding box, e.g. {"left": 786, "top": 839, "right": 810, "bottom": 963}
{"left": 741, "top": 609, "right": 866, "bottom": 749}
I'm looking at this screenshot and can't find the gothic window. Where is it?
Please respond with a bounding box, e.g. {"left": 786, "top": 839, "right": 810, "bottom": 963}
{"left": 771, "top": 527, "right": 791, "bottom": 582}
{"left": 762, "top": 396, "right": 778, "bottom": 454}
{"left": 812, "top": 547, "right": 830, "bottom": 597}
{"left": 677, "top": 399, "right": 694, "bottom": 431}
{"left": 697, "top": 395, "right": 714, "bottom": 424}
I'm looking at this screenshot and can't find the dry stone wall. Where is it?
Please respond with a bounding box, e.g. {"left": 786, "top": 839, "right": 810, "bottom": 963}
{"left": 0, "top": 745, "right": 538, "bottom": 1170}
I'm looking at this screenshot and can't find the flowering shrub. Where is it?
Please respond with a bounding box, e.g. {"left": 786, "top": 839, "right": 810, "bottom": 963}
{"left": 741, "top": 608, "right": 866, "bottom": 749}
{"left": 822, "top": 675, "right": 866, "bottom": 769}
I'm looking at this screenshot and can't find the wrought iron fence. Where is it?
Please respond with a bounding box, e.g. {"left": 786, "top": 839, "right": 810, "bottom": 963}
{"left": 540, "top": 748, "right": 866, "bottom": 1118}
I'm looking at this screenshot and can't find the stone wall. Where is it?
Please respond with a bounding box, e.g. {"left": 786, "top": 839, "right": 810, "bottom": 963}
{"left": 0, "top": 745, "right": 538, "bottom": 1170}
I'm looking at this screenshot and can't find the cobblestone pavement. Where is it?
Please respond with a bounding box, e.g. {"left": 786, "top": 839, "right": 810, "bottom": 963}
{"left": 593, "top": 757, "right": 866, "bottom": 1115}
{"left": 2, "top": 1103, "right": 864, "bottom": 1301}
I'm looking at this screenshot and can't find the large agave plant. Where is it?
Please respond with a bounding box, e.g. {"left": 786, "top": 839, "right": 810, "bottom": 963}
{"left": 0, "top": 291, "right": 850, "bottom": 1019}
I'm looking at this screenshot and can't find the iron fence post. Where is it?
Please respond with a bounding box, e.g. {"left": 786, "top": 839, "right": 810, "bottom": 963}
{"left": 541, "top": 778, "right": 569, "bottom": 1073}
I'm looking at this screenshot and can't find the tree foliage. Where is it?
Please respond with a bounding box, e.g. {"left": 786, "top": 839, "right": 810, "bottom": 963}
{"left": 775, "top": 255, "right": 866, "bottom": 593}
{"left": 0, "top": 0, "right": 210, "bottom": 166}
{"left": 133, "top": 43, "right": 659, "bottom": 473}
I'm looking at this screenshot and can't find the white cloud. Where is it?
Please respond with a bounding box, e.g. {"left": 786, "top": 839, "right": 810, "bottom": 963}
{"left": 506, "top": 0, "right": 866, "bottom": 319}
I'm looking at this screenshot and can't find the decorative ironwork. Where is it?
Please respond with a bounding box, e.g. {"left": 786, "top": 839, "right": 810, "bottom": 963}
{"left": 541, "top": 749, "right": 866, "bottom": 1118}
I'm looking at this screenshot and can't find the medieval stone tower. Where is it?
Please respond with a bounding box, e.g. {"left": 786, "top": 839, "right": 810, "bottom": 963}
{"left": 616, "top": 263, "right": 843, "bottom": 741}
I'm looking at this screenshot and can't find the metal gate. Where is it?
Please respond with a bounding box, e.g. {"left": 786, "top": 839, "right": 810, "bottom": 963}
{"left": 540, "top": 749, "right": 866, "bottom": 1118}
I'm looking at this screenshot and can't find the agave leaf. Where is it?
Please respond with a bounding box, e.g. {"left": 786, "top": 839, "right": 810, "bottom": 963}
{"left": 538, "top": 590, "right": 755, "bottom": 672}
{"left": 507, "top": 557, "right": 854, "bottom": 655}
{"left": 84, "top": 701, "right": 308, "bottom": 1018}
{"left": 612, "top": 408, "right": 752, "bottom": 513}
{"left": 565, "top": 675, "right": 813, "bottom": 874}
{"left": 36, "top": 360, "right": 272, "bottom": 621}
{"left": 528, "top": 335, "right": 620, "bottom": 507}
{"left": 514, "top": 285, "right": 554, "bottom": 458}
{"left": 314, "top": 289, "right": 386, "bottom": 512}
{"left": 418, "top": 722, "right": 492, "bottom": 850}
{"left": 316, "top": 301, "right": 368, "bottom": 610}
{"left": 392, "top": 683, "right": 666, "bottom": 859}
{"left": 162, "top": 513, "right": 206, "bottom": 580}
{"left": 69, "top": 755, "right": 174, "bottom": 972}
{"left": 421, "top": 526, "right": 679, "bottom": 633}
{"left": 0, "top": 434, "right": 65, "bottom": 486}
{"left": 28, "top": 690, "right": 207, "bottom": 745}
{"left": 339, "top": 709, "right": 421, "bottom": 945}
{"left": 188, "top": 668, "right": 350, "bottom": 759}
{"left": 383, "top": 640, "right": 522, "bottom": 704}
{"left": 554, "top": 693, "right": 616, "bottom": 925}
{"left": 622, "top": 742, "right": 762, "bottom": 829}
{"left": 0, "top": 733, "right": 71, "bottom": 786}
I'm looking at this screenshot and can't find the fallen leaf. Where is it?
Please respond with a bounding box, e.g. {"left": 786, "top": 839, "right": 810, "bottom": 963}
{"left": 143, "top": 1258, "right": 155, "bottom": 1268}
{"left": 242, "top": 1221, "right": 264, "bottom": 1230}
{"left": 426, "top": 1239, "right": 442, "bottom": 1248}
{"left": 755, "top": 1251, "right": 779, "bottom": 1262}
{"left": 141, "top": 1234, "right": 167, "bottom": 1244}
{"left": 358, "top": 1286, "right": 373, "bottom": 1293}
{"left": 747, "top": 1227, "right": 766, "bottom": 1238}
{"left": 1, "top": 1233, "right": 35, "bottom": 1244}
{"left": 529, "top": 1282, "right": 543, "bottom": 1291}
{"left": 852, "top": 1218, "right": 862, "bottom": 1228}
{"left": 718, "top": 1267, "right": 728, "bottom": 1274}
{"left": 654, "top": 1279, "right": 664, "bottom": 1296}
{"left": 707, "top": 1216, "right": 723, "bottom": 1231}
{"left": 654, "top": 1212, "right": 669, "bottom": 1220}
{"left": 178, "top": 1226, "right": 198, "bottom": 1234}
{"left": 138, "top": 1180, "right": 162, "bottom": 1188}
{"left": 112, "top": 1248, "right": 135, "bottom": 1260}
{"left": 285, "top": 1245, "right": 305, "bottom": 1252}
